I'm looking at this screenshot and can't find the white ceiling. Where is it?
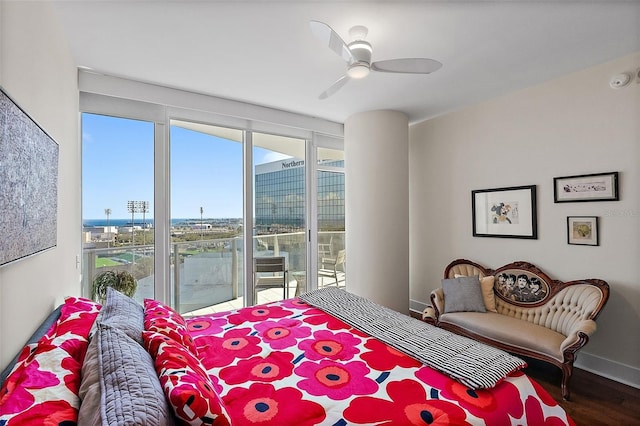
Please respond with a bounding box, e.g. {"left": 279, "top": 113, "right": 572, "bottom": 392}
{"left": 54, "top": 1, "right": 640, "bottom": 124}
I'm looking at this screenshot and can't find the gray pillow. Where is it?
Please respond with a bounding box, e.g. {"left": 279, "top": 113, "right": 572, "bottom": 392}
{"left": 96, "top": 324, "right": 173, "bottom": 426}
{"left": 78, "top": 334, "right": 102, "bottom": 425}
{"left": 442, "top": 275, "right": 487, "bottom": 314}
{"left": 97, "top": 287, "right": 144, "bottom": 344}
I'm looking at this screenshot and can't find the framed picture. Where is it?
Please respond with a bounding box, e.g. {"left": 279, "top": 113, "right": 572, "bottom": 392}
{"left": 554, "top": 172, "right": 618, "bottom": 203}
{"left": 567, "top": 216, "right": 598, "bottom": 246}
{"left": 0, "top": 87, "right": 58, "bottom": 267}
{"left": 472, "top": 185, "right": 537, "bottom": 239}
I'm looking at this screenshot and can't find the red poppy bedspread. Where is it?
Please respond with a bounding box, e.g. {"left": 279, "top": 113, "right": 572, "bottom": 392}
{"left": 187, "top": 297, "right": 575, "bottom": 426}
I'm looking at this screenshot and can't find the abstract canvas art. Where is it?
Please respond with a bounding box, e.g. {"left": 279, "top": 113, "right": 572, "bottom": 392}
{"left": 0, "top": 88, "right": 58, "bottom": 266}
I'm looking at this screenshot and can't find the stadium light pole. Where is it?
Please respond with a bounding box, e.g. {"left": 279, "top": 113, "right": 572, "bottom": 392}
{"left": 128, "top": 201, "right": 148, "bottom": 268}
{"left": 127, "top": 201, "right": 135, "bottom": 247}
{"left": 142, "top": 201, "right": 149, "bottom": 246}
{"left": 200, "top": 206, "right": 204, "bottom": 242}
{"left": 127, "top": 201, "right": 135, "bottom": 270}
{"left": 104, "top": 208, "right": 112, "bottom": 248}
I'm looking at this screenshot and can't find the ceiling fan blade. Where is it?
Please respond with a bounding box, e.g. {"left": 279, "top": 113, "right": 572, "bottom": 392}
{"left": 319, "top": 75, "right": 350, "bottom": 100}
{"left": 310, "top": 20, "right": 354, "bottom": 64}
{"left": 371, "top": 58, "right": 442, "bottom": 74}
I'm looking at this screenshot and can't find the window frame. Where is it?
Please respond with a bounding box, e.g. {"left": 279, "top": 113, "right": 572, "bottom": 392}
{"left": 79, "top": 74, "right": 343, "bottom": 307}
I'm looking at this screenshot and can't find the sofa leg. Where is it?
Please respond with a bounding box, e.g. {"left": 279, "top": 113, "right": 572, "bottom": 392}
{"left": 561, "top": 362, "right": 573, "bottom": 401}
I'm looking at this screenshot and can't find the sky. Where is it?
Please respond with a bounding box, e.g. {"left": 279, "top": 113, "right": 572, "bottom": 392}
{"left": 82, "top": 113, "right": 289, "bottom": 220}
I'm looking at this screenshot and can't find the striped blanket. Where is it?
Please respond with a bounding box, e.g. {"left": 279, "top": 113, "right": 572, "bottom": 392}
{"left": 299, "top": 287, "right": 526, "bottom": 389}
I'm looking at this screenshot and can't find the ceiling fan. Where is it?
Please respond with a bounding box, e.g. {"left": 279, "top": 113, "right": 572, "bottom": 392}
{"left": 310, "top": 20, "right": 443, "bottom": 100}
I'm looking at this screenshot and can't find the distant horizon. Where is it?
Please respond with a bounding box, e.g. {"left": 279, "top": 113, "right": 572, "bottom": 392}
{"left": 84, "top": 217, "right": 242, "bottom": 225}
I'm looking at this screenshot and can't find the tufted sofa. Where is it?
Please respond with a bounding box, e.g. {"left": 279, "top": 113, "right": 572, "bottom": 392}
{"left": 422, "top": 259, "right": 609, "bottom": 400}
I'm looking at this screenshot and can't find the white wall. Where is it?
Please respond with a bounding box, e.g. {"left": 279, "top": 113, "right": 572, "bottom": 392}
{"left": 0, "top": 1, "right": 80, "bottom": 369}
{"left": 409, "top": 53, "right": 640, "bottom": 387}
{"left": 345, "top": 110, "right": 409, "bottom": 313}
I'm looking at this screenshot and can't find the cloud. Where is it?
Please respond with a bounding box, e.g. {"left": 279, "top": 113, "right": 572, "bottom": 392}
{"left": 82, "top": 131, "right": 94, "bottom": 144}
{"left": 261, "top": 151, "right": 292, "bottom": 164}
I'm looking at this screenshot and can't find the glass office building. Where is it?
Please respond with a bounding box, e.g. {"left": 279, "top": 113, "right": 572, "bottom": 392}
{"left": 255, "top": 158, "right": 344, "bottom": 233}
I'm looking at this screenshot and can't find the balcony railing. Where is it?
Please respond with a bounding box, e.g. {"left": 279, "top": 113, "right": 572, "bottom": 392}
{"left": 82, "top": 231, "right": 345, "bottom": 314}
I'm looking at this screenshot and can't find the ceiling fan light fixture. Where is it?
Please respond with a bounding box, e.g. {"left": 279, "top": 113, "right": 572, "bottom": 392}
{"left": 310, "top": 20, "right": 442, "bottom": 99}
{"left": 346, "top": 40, "right": 372, "bottom": 79}
{"left": 347, "top": 63, "right": 370, "bottom": 79}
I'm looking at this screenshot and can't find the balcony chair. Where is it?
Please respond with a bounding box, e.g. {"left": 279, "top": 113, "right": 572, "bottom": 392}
{"left": 318, "top": 249, "right": 346, "bottom": 287}
{"left": 254, "top": 256, "right": 288, "bottom": 301}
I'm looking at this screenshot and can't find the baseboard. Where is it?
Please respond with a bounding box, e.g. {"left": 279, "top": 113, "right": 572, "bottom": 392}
{"left": 575, "top": 351, "right": 640, "bottom": 390}
{"left": 409, "top": 299, "right": 640, "bottom": 390}
{"left": 409, "top": 298, "right": 429, "bottom": 315}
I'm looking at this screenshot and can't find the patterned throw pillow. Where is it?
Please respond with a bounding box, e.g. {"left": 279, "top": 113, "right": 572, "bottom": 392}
{"left": 44, "top": 296, "right": 102, "bottom": 362}
{"left": 143, "top": 330, "right": 231, "bottom": 426}
{"left": 144, "top": 299, "right": 198, "bottom": 355}
{"left": 0, "top": 343, "right": 82, "bottom": 424}
{"left": 0, "top": 297, "right": 100, "bottom": 424}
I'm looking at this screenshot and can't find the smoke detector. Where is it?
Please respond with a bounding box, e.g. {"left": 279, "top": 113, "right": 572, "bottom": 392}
{"left": 609, "top": 72, "right": 632, "bottom": 89}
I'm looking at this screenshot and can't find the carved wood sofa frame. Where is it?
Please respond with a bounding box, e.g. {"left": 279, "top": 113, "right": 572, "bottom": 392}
{"left": 423, "top": 259, "right": 610, "bottom": 400}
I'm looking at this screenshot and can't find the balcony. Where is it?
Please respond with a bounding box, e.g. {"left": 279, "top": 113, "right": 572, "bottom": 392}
{"left": 82, "top": 231, "right": 345, "bottom": 315}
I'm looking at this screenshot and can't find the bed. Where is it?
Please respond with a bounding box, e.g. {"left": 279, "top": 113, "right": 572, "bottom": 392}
{"left": 0, "top": 286, "right": 575, "bottom": 425}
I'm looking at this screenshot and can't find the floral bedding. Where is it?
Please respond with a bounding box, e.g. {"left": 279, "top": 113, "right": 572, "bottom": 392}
{"left": 188, "top": 298, "right": 575, "bottom": 426}
{"left": 0, "top": 297, "right": 101, "bottom": 424}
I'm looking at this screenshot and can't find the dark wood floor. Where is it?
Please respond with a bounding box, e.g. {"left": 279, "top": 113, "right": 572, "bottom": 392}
{"left": 523, "top": 358, "right": 640, "bottom": 425}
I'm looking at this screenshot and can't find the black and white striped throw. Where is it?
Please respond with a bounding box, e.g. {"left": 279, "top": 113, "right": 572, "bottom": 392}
{"left": 299, "top": 287, "right": 526, "bottom": 389}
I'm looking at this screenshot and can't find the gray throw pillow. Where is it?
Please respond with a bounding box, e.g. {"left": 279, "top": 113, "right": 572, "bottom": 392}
{"left": 78, "top": 335, "right": 102, "bottom": 425}
{"left": 97, "top": 287, "right": 144, "bottom": 344}
{"left": 97, "top": 324, "right": 173, "bottom": 426}
{"left": 442, "top": 275, "right": 487, "bottom": 314}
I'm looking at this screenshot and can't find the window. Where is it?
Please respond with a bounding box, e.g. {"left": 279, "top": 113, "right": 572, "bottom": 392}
{"left": 169, "top": 121, "right": 244, "bottom": 315}
{"left": 81, "top": 113, "right": 154, "bottom": 302}
{"left": 316, "top": 147, "right": 345, "bottom": 289}
{"left": 253, "top": 133, "right": 307, "bottom": 304}
{"left": 80, "top": 79, "right": 343, "bottom": 310}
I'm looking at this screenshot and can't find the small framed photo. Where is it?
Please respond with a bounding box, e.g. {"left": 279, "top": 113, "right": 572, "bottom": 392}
{"left": 554, "top": 172, "right": 619, "bottom": 203}
{"left": 472, "top": 185, "right": 537, "bottom": 239}
{"left": 567, "top": 216, "right": 598, "bottom": 246}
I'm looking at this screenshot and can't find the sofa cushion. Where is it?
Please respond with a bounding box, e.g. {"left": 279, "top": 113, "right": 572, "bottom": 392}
{"left": 442, "top": 276, "right": 487, "bottom": 314}
{"left": 439, "top": 312, "right": 566, "bottom": 361}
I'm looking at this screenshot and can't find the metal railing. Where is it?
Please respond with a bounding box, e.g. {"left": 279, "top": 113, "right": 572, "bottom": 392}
{"left": 82, "top": 231, "right": 345, "bottom": 313}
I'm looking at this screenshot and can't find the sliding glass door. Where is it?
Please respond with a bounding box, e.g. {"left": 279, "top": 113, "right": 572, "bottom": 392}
{"left": 170, "top": 121, "right": 244, "bottom": 315}
{"left": 81, "top": 113, "right": 155, "bottom": 302}
{"left": 316, "top": 146, "right": 346, "bottom": 289}
{"left": 169, "top": 125, "right": 308, "bottom": 312}
{"left": 252, "top": 133, "right": 307, "bottom": 305}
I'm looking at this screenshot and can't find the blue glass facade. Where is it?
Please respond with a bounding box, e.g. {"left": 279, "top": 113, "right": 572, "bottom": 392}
{"left": 255, "top": 159, "right": 344, "bottom": 233}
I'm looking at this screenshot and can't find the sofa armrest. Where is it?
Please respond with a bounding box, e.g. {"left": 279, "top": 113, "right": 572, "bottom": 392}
{"left": 422, "top": 306, "right": 437, "bottom": 324}
{"left": 431, "top": 288, "right": 445, "bottom": 316}
{"left": 560, "top": 319, "right": 597, "bottom": 354}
